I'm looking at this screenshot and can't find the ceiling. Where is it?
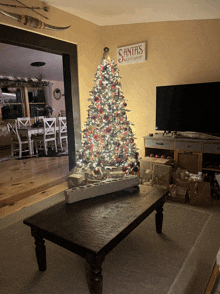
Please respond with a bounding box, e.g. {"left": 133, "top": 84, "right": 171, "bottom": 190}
{"left": 45, "top": 0, "right": 220, "bottom": 26}
{"left": 0, "top": 43, "right": 63, "bottom": 82}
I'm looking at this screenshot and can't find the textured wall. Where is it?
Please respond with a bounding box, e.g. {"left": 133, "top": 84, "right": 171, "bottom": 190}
{"left": 100, "top": 19, "right": 220, "bottom": 157}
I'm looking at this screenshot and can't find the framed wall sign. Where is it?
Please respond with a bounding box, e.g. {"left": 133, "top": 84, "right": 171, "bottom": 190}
{"left": 117, "top": 42, "right": 146, "bottom": 65}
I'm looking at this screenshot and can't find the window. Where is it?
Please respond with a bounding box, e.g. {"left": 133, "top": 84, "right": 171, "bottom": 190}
{"left": 0, "top": 87, "right": 24, "bottom": 119}
{"left": 27, "top": 88, "right": 46, "bottom": 117}
{"left": 0, "top": 86, "right": 46, "bottom": 120}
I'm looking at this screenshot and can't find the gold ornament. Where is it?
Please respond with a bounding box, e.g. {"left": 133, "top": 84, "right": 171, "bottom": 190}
{"left": 88, "top": 125, "right": 95, "bottom": 132}
{"left": 119, "top": 136, "right": 125, "bottom": 141}
{"left": 102, "top": 47, "right": 111, "bottom": 62}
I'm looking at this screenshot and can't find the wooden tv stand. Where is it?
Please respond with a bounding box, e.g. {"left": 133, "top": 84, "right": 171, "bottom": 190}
{"left": 143, "top": 134, "right": 220, "bottom": 174}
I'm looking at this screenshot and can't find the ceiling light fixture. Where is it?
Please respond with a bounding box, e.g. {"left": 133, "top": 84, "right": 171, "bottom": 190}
{"left": 30, "top": 61, "right": 49, "bottom": 87}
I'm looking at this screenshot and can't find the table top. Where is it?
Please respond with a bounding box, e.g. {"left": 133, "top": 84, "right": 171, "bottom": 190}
{"left": 23, "top": 186, "right": 167, "bottom": 258}
{"left": 18, "top": 126, "right": 59, "bottom": 134}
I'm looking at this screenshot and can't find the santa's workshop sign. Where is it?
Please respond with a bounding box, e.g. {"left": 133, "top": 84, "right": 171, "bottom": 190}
{"left": 117, "top": 42, "right": 146, "bottom": 65}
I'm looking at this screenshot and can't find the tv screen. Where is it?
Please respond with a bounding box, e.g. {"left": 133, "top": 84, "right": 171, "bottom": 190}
{"left": 156, "top": 81, "right": 220, "bottom": 134}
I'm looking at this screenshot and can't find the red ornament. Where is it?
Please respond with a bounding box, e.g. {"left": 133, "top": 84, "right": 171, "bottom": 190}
{"left": 105, "top": 127, "right": 112, "bottom": 134}
{"left": 99, "top": 108, "right": 103, "bottom": 114}
{"left": 123, "top": 102, "right": 127, "bottom": 107}
{"left": 122, "top": 166, "right": 127, "bottom": 172}
{"left": 129, "top": 138, "right": 134, "bottom": 143}
{"left": 93, "top": 134, "right": 99, "bottom": 140}
{"left": 94, "top": 97, "right": 100, "bottom": 103}
{"left": 103, "top": 115, "right": 110, "bottom": 121}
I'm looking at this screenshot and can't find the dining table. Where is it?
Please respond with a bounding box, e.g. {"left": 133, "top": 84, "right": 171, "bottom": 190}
{"left": 18, "top": 126, "right": 59, "bottom": 157}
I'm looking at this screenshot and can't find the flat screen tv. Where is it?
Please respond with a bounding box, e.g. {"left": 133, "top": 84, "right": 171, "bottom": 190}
{"left": 156, "top": 81, "right": 220, "bottom": 135}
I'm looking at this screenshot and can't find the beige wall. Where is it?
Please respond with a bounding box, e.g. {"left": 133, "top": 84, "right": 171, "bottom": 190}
{"left": 1, "top": 1, "right": 220, "bottom": 157}
{"left": 44, "top": 81, "right": 65, "bottom": 118}
{"left": 101, "top": 19, "right": 220, "bottom": 157}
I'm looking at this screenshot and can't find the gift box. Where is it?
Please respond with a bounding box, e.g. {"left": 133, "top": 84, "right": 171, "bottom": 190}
{"left": 189, "top": 181, "right": 211, "bottom": 206}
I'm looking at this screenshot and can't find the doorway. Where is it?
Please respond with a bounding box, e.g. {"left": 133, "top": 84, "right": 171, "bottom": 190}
{"left": 0, "top": 24, "right": 80, "bottom": 170}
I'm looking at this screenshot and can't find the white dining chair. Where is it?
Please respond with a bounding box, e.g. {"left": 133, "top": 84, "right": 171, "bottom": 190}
{"left": 34, "top": 118, "right": 57, "bottom": 156}
{"left": 57, "top": 117, "right": 68, "bottom": 152}
{"left": 7, "top": 121, "right": 34, "bottom": 158}
{"left": 17, "top": 117, "right": 31, "bottom": 128}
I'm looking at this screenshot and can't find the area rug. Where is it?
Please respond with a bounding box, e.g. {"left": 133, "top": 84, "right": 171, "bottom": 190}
{"left": 0, "top": 202, "right": 219, "bottom": 294}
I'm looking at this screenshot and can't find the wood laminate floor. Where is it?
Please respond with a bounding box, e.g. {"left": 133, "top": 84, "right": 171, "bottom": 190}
{"left": 0, "top": 148, "right": 70, "bottom": 210}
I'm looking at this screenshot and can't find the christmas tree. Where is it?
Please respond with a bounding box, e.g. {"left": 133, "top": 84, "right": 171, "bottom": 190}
{"left": 76, "top": 47, "right": 138, "bottom": 175}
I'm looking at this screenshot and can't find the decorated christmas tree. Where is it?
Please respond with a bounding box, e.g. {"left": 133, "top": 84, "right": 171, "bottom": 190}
{"left": 75, "top": 47, "right": 138, "bottom": 176}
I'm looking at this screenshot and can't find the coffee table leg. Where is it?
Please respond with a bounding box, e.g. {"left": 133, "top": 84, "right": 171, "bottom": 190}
{"left": 155, "top": 203, "right": 164, "bottom": 234}
{"left": 86, "top": 255, "right": 103, "bottom": 294}
{"left": 31, "top": 228, "right": 46, "bottom": 271}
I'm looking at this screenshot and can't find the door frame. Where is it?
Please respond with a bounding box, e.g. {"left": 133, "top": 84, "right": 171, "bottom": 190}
{"left": 0, "top": 24, "right": 80, "bottom": 170}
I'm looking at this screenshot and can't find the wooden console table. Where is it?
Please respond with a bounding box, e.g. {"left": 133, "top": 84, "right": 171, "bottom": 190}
{"left": 23, "top": 186, "right": 167, "bottom": 294}
{"left": 144, "top": 134, "right": 220, "bottom": 173}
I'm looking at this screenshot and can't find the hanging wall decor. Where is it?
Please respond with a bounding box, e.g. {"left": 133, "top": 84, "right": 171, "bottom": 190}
{"left": 0, "top": 7, "right": 71, "bottom": 31}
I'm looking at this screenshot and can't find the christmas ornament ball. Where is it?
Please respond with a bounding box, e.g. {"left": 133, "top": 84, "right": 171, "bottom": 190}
{"left": 121, "top": 166, "right": 127, "bottom": 172}
{"left": 88, "top": 125, "right": 95, "bottom": 132}
{"left": 103, "top": 115, "right": 110, "bottom": 121}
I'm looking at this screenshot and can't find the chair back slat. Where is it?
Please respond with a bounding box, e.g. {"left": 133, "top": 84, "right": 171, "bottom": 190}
{"left": 7, "top": 120, "right": 21, "bottom": 142}
{"left": 58, "top": 117, "right": 67, "bottom": 134}
{"left": 17, "top": 117, "right": 31, "bottom": 127}
{"left": 43, "top": 118, "right": 56, "bottom": 138}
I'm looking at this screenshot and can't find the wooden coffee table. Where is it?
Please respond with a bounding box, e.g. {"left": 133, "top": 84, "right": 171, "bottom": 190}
{"left": 23, "top": 185, "right": 167, "bottom": 294}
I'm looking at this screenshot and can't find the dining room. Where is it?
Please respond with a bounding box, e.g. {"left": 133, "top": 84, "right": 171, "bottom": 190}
{"left": 0, "top": 39, "right": 72, "bottom": 217}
